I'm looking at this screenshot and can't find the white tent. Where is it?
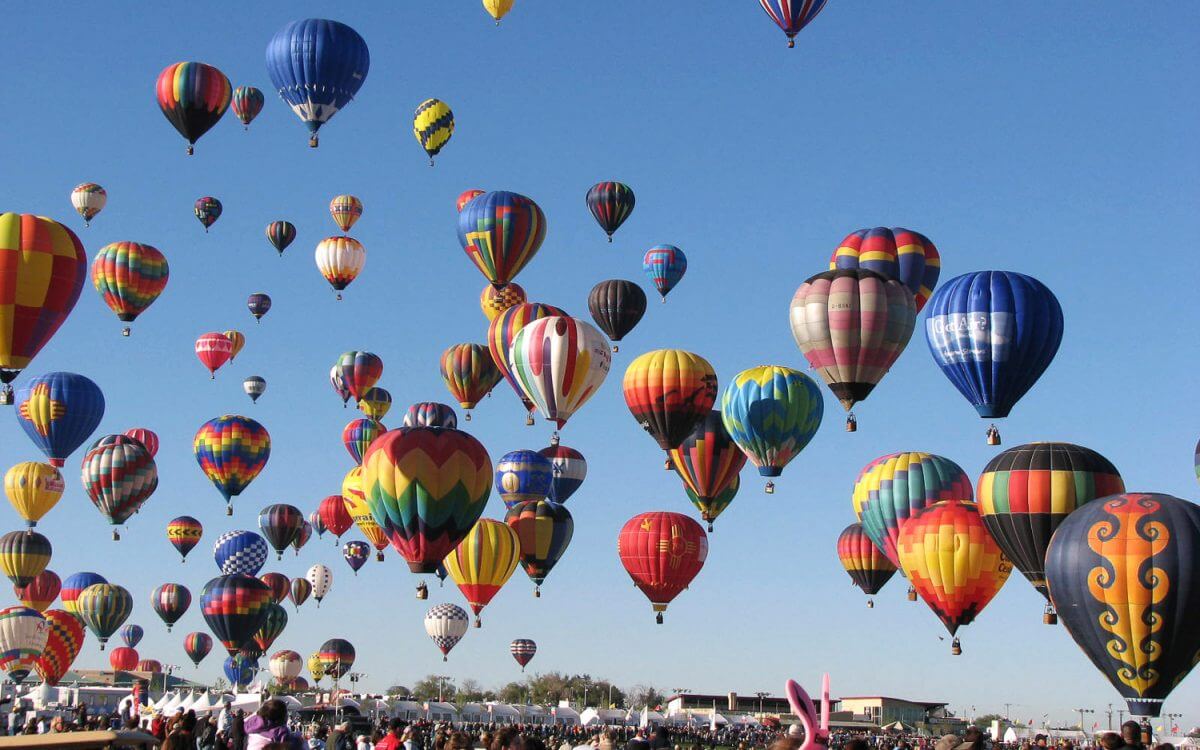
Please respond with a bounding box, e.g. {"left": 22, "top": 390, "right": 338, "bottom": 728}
{"left": 666, "top": 712, "right": 698, "bottom": 727}
{"left": 552, "top": 705, "right": 581, "bottom": 726}
{"left": 150, "top": 691, "right": 176, "bottom": 711}
{"left": 1005, "top": 728, "right": 1035, "bottom": 743}
{"left": 629, "top": 708, "right": 665, "bottom": 726}
{"left": 732, "top": 715, "right": 760, "bottom": 727}
{"left": 338, "top": 697, "right": 361, "bottom": 710}
{"left": 161, "top": 693, "right": 185, "bottom": 714}
{"left": 389, "top": 700, "right": 424, "bottom": 720}
{"left": 278, "top": 696, "right": 304, "bottom": 710}
{"left": 177, "top": 693, "right": 197, "bottom": 712}
{"left": 710, "top": 713, "right": 729, "bottom": 726}
{"left": 519, "top": 705, "right": 550, "bottom": 725}
{"left": 426, "top": 701, "right": 458, "bottom": 722}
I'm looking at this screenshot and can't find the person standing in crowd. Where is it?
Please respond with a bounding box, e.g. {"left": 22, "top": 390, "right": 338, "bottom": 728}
{"left": 1121, "top": 722, "right": 1146, "bottom": 750}
{"left": 628, "top": 729, "right": 651, "bottom": 750}
{"left": 244, "top": 699, "right": 303, "bottom": 750}
{"left": 231, "top": 708, "right": 248, "bottom": 750}
{"left": 376, "top": 718, "right": 410, "bottom": 750}
{"left": 650, "top": 728, "right": 672, "bottom": 750}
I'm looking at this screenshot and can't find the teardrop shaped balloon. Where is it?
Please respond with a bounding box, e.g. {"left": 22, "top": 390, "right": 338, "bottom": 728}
{"left": 252, "top": 602, "right": 288, "bottom": 653}
{"left": 265, "top": 20, "right": 370, "bottom": 148}
{"left": 71, "top": 184, "right": 107, "bottom": 227}
{"left": 335, "top": 352, "right": 383, "bottom": 404}
{"left": 510, "top": 638, "right": 536, "bottom": 671}
{"left": 4, "top": 462, "right": 65, "bottom": 528}
{"left": 289, "top": 578, "right": 312, "bottom": 610}
{"left": 258, "top": 504, "right": 304, "bottom": 560}
{"left": 586, "top": 182, "right": 635, "bottom": 242}
{"left": 305, "top": 564, "right": 332, "bottom": 604}
{"left": 0, "top": 531, "right": 52, "bottom": 588}
{"left": 758, "top": 0, "right": 829, "bottom": 48}
{"left": 166, "top": 516, "right": 203, "bottom": 562}
{"left": 357, "top": 387, "right": 392, "bottom": 421}
{"left": 194, "top": 197, "right": 222, "bottom": 232}
{"left": 291, "top": 520, "right": 312, "bottom": 554}
{"left": 0, "top": 606, "right": 48, "bottom": 685}
{"left": 457, "top": 191, "right": 547, "bottom": 287}
{"left": 123, "top": 428, "right": 159, "bottom": 458}
{"left": 837, "top": 523, "right": 897, "bottom": 606}
{"left": 193, "top": 415, "right": 270, "bottom": 511}
{"left": 342, "top": 418, "right": 386, "bottom": 465}
{"left": 537, "top": 445, "right": 587, "bottom": 504}
{"left": 925, "top": 271, "right": 1064, "bottom": 442}
{"left": 488, "top": 302, "right": 568, "bottom": 417}
{"left": 494, "top": 450, "right": 554, "bottom": 509}
{"left": 74, "top": 583, "right": 132, "bottom": 649}
{"left": 402, "top": 402, "right": 458, "bottom": 429}
{"left": 588, "top": 280, "right": 646, "bottom": 351}
{"left": 81, "top": 438, "right": 159, "bottom": 531}
{"left": 269, "top": 649, "right": 302, "bottom": 683}
{"left": 247, "top": 293, "right": 272, "bottom": 321}
{"left": 183, "top": 631, "right": 212, "bottom": 666}
{"left": 224, "top": 330, "right": 245, "bottom": 361}
{"left": 14, "top": 569, "right": 61, "bottom": 613}
{"left": 231, "top": 86, "right": 264, "bottom": 129}
{"left": 14, "top": 372, "right": 105, "bottom": 467}
{"left": 155, "top": 62, "right": 232, "bottom": 154}
{"left": 315, "top": 236, "right": 366, "bottom": 299}
{"left": 669, "top": 411, "right": 747, "bottom": 530}
{"left": 244, "top": 376, "right": 266, "bottom": 403}
{"left": 617, "top": 511, "right": 708, "bottom": 623}
{"left": 483, "top": 0, "right": 516, "bottom": 24}
{"left": 319, "top": 495, "right": 354, "bottom": 539}
{"left": 413, "top": 98, "right": 454, "bottom": 165}
{"left": 195, "top": 333, "right": 234, "bottom": 378}
{"left": 480, "top": 283, "right": 526, "bottom": 322}
{"left": 308, "top": 511, "right": 327, "bottom": 538}
{"left": 150, "top": 583, "right": 191, "bottom": 632}
{"left": 829, "top": 227, "right": 941, "bottom": 311}
{"left": 362, "top": 427, "right": 492, "bottom": 573}
{"left": 719, "top": 366, "right": 823, "bottom": 489}
{"left": 91, "top": 241, "right": 170, "bottom": 335}
{"left": 642, "top": 245, "right": 687, "bottom": 301}
{"left": 1045, "top": 493, "right": 1200, "bottom": 718}
{"left": 213, "top": 530, "right": 269, "bottom": 576}
{"left": 108, "top": 646, "right": 137, "bottom": 672}
{"left": 34, "top": 609, "right": 83, "bottom": 685}
{"left": 340, "top": 471, "right": 388, "bottom": 561}
{"left": 60, "top": 572, "right": 106, "bottom": 619}
{"left": 441, "top": 344, "right": 502, "bottom": 418}
{"left": 342, "top": 541, "right": 370, "bottom": 574}
{"left": 0, "top": 215, "right": 88, "bottom": 403}
{"left": 504, "top": 500, "right": 573, "bottom": 594}
{"left": 328, "top": 195, "right": 363, "bottom": 232}
{"left": 223, "top": 653, "right": 256, "bottom": 688}
{"left": 425, "top": 603, "right": 468, "bottom": 661}
{"left": 623, "top": 349, "right": 718, "bottom": 452}
{"left": 200, "top": 574, "right": 273, "bottom": 655}
{"left": 509, "top": 316, "right": 612, "bottom": 430}
{"left": 318, "top": 638, "right": 355, "bottom": 678}
{"left": 265, "top": 222, "right": 296, "bottom": 256}
{"left": 445, "top": 519, "right": 521, "bottom": 626}
{"left": 259, "top": 573, "right": 290, "bottom": 605}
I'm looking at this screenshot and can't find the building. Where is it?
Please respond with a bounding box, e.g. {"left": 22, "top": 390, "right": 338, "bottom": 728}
{"left": 838, "top": 697, "right": 964, "bottom": 733}
{"left": 665, "top": 693, "right": 806, "bottom": 717}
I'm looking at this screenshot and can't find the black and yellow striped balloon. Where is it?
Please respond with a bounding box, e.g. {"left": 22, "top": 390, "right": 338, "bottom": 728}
{"left": 413, "top": 98, "right": 454, "bottom": 165}
{"left": 0, "top": 530, "right": 52, "bottom": 587}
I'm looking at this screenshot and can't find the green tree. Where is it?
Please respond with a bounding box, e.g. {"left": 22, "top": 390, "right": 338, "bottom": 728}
{"left": 412, "top": 675, "right": 456, "bottom": 701}
{"left": 627, "top": 684, "right": 665, "bottom": 710}
{"left": 386, "top": 685, "right": 412, "bottom": 698}
{"left": 974, "top": 714, "right": 1005, "bottom": 729}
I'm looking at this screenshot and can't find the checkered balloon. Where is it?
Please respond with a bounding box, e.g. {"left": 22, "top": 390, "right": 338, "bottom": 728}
{"left": 213, "top": 530, "right": 268, "bottom": 576}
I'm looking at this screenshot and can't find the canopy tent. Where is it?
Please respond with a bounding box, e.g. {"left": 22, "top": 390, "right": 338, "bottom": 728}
{"left": 885, "top": 722, "right": 915, "bottom": 733}
{"left": 551, "top": 705, "right": 581, "bottom": 726}
{"left": 732, "top": 715, "right": 761, "bottom": 726}
{"left": 666, "top": 712, "right": 699, "bottom": 727}
{"left": 425, "top": 701, "right": 458, "bottom": 721}
{"left": 389, "top": 700, "right": 424, "bottom": 720}
{"left": 278, "top": 696, "right": 304, "bottom": 710}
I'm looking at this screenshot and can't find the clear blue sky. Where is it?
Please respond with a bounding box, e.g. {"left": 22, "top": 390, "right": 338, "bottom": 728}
{"left": 2, "top": 0, "right": 1198, "bottom": 731}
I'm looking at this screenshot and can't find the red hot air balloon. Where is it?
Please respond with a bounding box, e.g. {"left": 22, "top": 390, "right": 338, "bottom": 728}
{"left": 259, "top": 573, "right": 290, "bottom": 605}
{"left": 318, "top": 495, "right": 354, "bottom": 540}
{"left": 123, "top": 428, "right": 159, "bottom": 458}
{"left": 334, "top": 351, "right": 383, "bottom": 404}
{"left": 109, "top": 646, "right": 139, "bottom": 672}
{"left": 195, "top": 333, "right": 234, "bottom": 379}
{"left": 617, "top": 511, "right": 708, "bottom": 623}
{"left": 14, "top": 569, "right": 61, "bottom": 612}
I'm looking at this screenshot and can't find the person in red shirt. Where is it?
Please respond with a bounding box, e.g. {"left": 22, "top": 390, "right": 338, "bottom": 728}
{"left": 376, "top": 719, "right": 408, "bottom": 750}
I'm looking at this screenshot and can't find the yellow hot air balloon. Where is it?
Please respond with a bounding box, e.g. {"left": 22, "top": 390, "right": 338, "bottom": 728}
{"left": 341, "top": 467, "right": 388, "bottom": 560}
{"left": 483, "top": 0, "right": 515, "bottom": 25}
{"left": 223, "top": 330, "right": 245, "bottom": 361}
{"left": 4, "top": 463, "right": 65, "bottom": 528}
{"left": 307, "top": 652, "right": 325, "bottom": 682}
{"left": 444, "top": 519, "right": 520, "bottom": 627}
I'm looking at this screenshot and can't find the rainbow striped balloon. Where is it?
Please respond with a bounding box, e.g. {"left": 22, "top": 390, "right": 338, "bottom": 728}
{"left": 193, "top": 415, "right": 271, "bottom": 509}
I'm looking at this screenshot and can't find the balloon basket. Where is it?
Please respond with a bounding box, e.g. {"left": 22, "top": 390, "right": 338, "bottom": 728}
{"left": 787, "top": 38, "right": 796, "bottom": 49}
{"left": 534, "top": 587, "right": 541, "bottom": 598}
{"left": 474, "top": 617, "right": 481, "bottom": 628}
{"left": 186, "top": 145, "right": 194, "bottom": 156}
{"left": 655, "top": 612, "right": 663, "bottom": 625}
{"left": 551, "top": 431, "right": 560, "bottom": 446}
{"left": 0, "top": 386, "right": 11, "bottom": 405}
{"left": 764, "top": 481, "right": 775, "bottom": 495}
{"left": 612, "top": 344, "right": 619, "bottom": 353}
{"left": 309, "top": 135, "right": 319, "bottom": 148}
{"left": 416, "top": 584, "right": 428, "bottom": 600}
{"left": 226, "top": 506, "right": 233, "bottom": 516}
{"left": 607, "top": 236, "right": 613, "bottom": 243}
{"left": 907, "top": 586, "right": 917, "bottom": 601}
{"left": 112, "top": 529, "right": 120, "bottom": 541}
{"left": 465, "top": 412, "right": 471, "bottom": 421}
{"left": 986, "top": 424, "right": 1000, "bottom": 445}
{"left": 335, "top": 293, "right": 343, "bottom": 301}
{"left": 867, "top": 599, "right": 874, "bottom": 609}
{"left": 663, "top": 458, "right": 671, "bottom": 471}
{"left": 442, "top": 655, "right": 448, "bottom": 662}
{"left": 376, "top": 551, "right": 384, "bottom": 561}
{"left": 122, "top": 327, "right": 131, "bottom": 337}
{"left": 951, "top": 638, "right": 961, "bottom": 656}
{"left": 1043, "top": 605, "right": 1057, "bottom": 625}
{"left": 525, "top": 414, "right": 535, "bottom": 426}
{"left": 845, "top": 414, "right": 856, "bottom": 432}
{"left": 707, "top": 522, "right": 714, "bottom": 532}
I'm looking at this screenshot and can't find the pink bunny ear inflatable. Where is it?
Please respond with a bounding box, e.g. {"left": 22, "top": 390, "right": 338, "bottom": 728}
{"left": 786, "top": 675, "right": 830, "bottom": 750}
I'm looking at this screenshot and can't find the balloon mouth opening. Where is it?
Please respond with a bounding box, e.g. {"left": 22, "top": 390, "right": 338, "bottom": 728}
{"left": 407, "top": 562, "right": 439, "bottom": 574}
{"left": 757, "top": 467, "right": 782, "bottom": 478}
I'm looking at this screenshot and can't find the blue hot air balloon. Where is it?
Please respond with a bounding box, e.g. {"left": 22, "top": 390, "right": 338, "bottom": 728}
{"left": 212, "top": 531, "right": 269, "bottom": 577}
{"left": 642, "top": 245, "right": 687, "bottom": 301}
{"left": 14, "top": 372, "right": 105, "bottom": 468}
{"left": 264, "top": 19, "right": 370, "bottom": 148}
{"left": 924, "top": 271, "right": 1063, "bottom": 444}
{"left": 223, "top": 653, "right": 257, "bottom": 688}
{"left": 494, "top": 450, "right": 554, "bottom": 509}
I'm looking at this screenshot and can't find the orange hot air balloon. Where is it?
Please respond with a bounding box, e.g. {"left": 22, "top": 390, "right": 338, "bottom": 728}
{"left": 480, "top": 283, "right": 527, "bottom": 322}
{"left": 623, "top": 350, "right": 718, "bottom": 456}
{"left": 440, "top": 344, "right": 502, "bottom": 420}
{"left": 836, "top": 523, "right": 896, "bottom": 608}
{"left": 896, "top": 500, "right": 1012, "bottom": 654}
{"left": 341, "top": 468, "right": 389, "bottom": 560}
{"left": 617, "top": 511, "right": 708, "bottom": 623}
{"left": 223, "top": 330, "right": 245, "bottom": 361}
{"left": 329, "top": 195, "right": 363, "bottom": 232}
{"left": 0, "top": 214, "right": 88, "bottom": 404}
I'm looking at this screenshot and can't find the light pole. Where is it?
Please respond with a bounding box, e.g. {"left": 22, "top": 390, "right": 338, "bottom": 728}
{"left": 755, "top": 692, "right": 770, "bottom": 717}
{"left": 1004, "top": 704, "right": 1013, "bottom": 722}
{"left": 434, "top": 675, "right": 452, "bottom": 703}
{"left": 1164, "top": 714, "right": 1182, "bottom": 734}
{"left": 1106, "top": 705, "right": 1113, "bottom": 731}
{"left": 1118, "top": 709, "right": 1126, "bottom": 726}
{"left": 583, "top": 686, "right": 589, "bottom": 709}
{"left": 1075, "top": 709, "right": 1094, "bottom": 732}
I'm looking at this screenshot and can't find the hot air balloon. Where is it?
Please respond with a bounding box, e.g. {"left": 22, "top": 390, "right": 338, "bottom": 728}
{"left": 224, "top": 653, "right": 256, "bottom": 687}
{"left": 183, "top": 631, "right": 213, "bottom": 666}
{"left": 289, "top": 578, "right": 312, "bottom": 610}
{"left": 925, "top": 271, "right": 1064, "bottom": 444}
{"left": 720, "top": 366, "right": 823, "bottom": 493}
{"left": 358, "top": 387, "right": 392, "bottom": 421}
{"left": 896, "top": 501, "right": 1012, "bottom": 654}
{"left": 588, "top": 280, "right": 646, "bottom": 352}
{"left": 758, "top": 0, "right": 829, "bottom": 48}
{"left": 80, "top": 438, "right": 158, "bottom": 538}
{"left": 194, "top": 197, "right": 222, "bottom": 232}
{"left": 213, "top": 531, "right": 268, "bottom": 576}
{"left": 260, "top": 573, "right": 290, "bottom": 605}
{"left": 269, "top": 649, "right": 302, "bottom": 683}
{"left": 34, "top": 610, "right": 83, "bottom": 685}
{"left": 123, "top": 428, "right": 159, "bottom": 458}
{"left": 150, "top": 583, "right": 191, "bottom": 632}
{"left": 458, "top": 189, "right": 485, "bottom": 213}
{"left": 231, "top": 86, "right": 264, "bottom": 129}
{"left": 201, "top": 574, "right": 272, "bottom": 655}
{"left": 4, "top": 462, "right": 65, "bottom": 528}
{"left": 195, "top": 333, "right": 233, "bottom": 378}
{"left": 318, "top": 638, "right": 355, "bottom": 679}
{"left": 343, "top": 541, "right": 370, "bottom": 574}
{"left": 362, "top": 427, "right": 492, "bottom": 573}
{"left": 457, "top": 191, "right": 547, "bottom": 288}
{"left": 538, "top": 445, "right": 587, "bottom": 504}
{"left": 829, "top": 227, "right": 941, "bottom": 312}
{"left": 306, "top": 564, "right": 332, "bottom": 605}
{"left": 483, "top": 0, "right": 515, "bottom": 24}
{"left": 244, "top": 376, "right": 266, "bottom": 404}
{"left": 70, "top": 184, "right": 107, "bottom": 227}
{"left": 108, "top": 645, "right": 138, "bottom": 673}
{"left": 836, "top": 523, "right": 897, "bottom": 608}
{"left": 510, "top": 638, "right": 536, "bottom": 671}
{"left": 292, "top": 520, "right": 312, "bottom": 554}
{"left": 425, "top": 603, "right": 469, "bottom": 661}
{"left": 510, "top": 316, "right": 612, "bottom": 433}
{"left": 136, "top": 659, "right": 162, "bottom": 674}
{"left": 623, "top": 350, "right": 718, "bottom": 460}
{"left": 14, "top": 570, "right": 60, "bottom": 613}
{"left": 265, "top": 20, "right": 370, "bottom": 148}
{"left": 307, "top": 652, "right": 325, "bottom": 683}
{"left": 489, "top": 302, "right": 568, "bottom": 422}
{"left": 166, "top": 516, "right": 202, "bottom": 562}
{"left": 0, "top": 531, "right": 51, "bottom": 588}
{"left": 286, "top": 676, "right": 308, "bottom": 692}
{"left": 343, "top": 418, "right": 386, "bottom": 466}
{"left": 0, "top": 606, "right": 48, "bottom": 684}
{"left": 340, "top": 469, "right": 390, "bottom": 561}
{"left": 979, "top": 443, "right": 1125, "bottom": 622}
{"left": 480, "top": 283, "right": 526, "bottom": 322}
{"left": 642, "top": 245, "right": 687, "bottom": 301}
{"left": 319, "top": 495, "right": 354, "bottom": 540}
{"left": 247, "top": 293, "right": 272, "bottom": 322}
{"left": 669, "top": 411, "right": 747, "bottom": 531}
{"left": 853, "top": 452, "right": 973, "bottom": 569}
{"left": 402, "top": 402, "right": 458, "bottom": 429}
{"left": 265, "top": 221, "right": 296, "bottom": 257}
{"left": 155, "top": 62, "right": 232, "bottom": 154}
{"left": 414, "top": 99, "right": 453, "bottom": 165}
{"left": 194, "top": 415, "right": 271, "bottom": 513}
{"left": 252, "top": 603, "right": 288, "bottom": 653}
{"left": 441, "top": 344, "right": 502, "bottom": 420}
{"left": 14, "top": 372, "right": 104, "bottom": 467}
{"left": 258, "top": 504, "right": 303, "bottom": 560}
{"left": 75, "top": 583, "right": 132, "bottom": 649}
{"left": 330, "top": 366, "right": 351, "bottom": 407}
{"left": 1045, "top": 493, "right": 1200, "bottom": 717}
{"left": 504, "top": 500, "right": 573, "bottom": 596}
{"left": 224, "top": 330, "right": 245, "bottom": 361}
{"left": 60, "top": 572, "right": 106, "bottom": 618}
{"left": 329, "top": 195, "right": 363, "bottom": 232}
{"left": 494, "top": 450, "right": 554, "bottom": 509}
{"left": 585, "top": 182, "right": 635, "bottom": 242}
{"left": 308, "top": 511, "right": 327, "bottom": 539}
{"left": 315, "top": 236, "right": 366, "bottom": 300}
{"left": 789, "top": 268, "right": 917, "bottom": 430}
{"left": 335, "top": 351, "right": 383, "bottom": 404}
{"left": 618, "top": 512, "right": 708, "bottom": 623}
{"left": 0, "top": 214, "right": 88, "bottom": 405}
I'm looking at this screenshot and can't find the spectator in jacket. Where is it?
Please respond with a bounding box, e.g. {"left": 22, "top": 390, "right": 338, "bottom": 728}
{"left": 246, "top": 699, "right": 303, "bottom": 750}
